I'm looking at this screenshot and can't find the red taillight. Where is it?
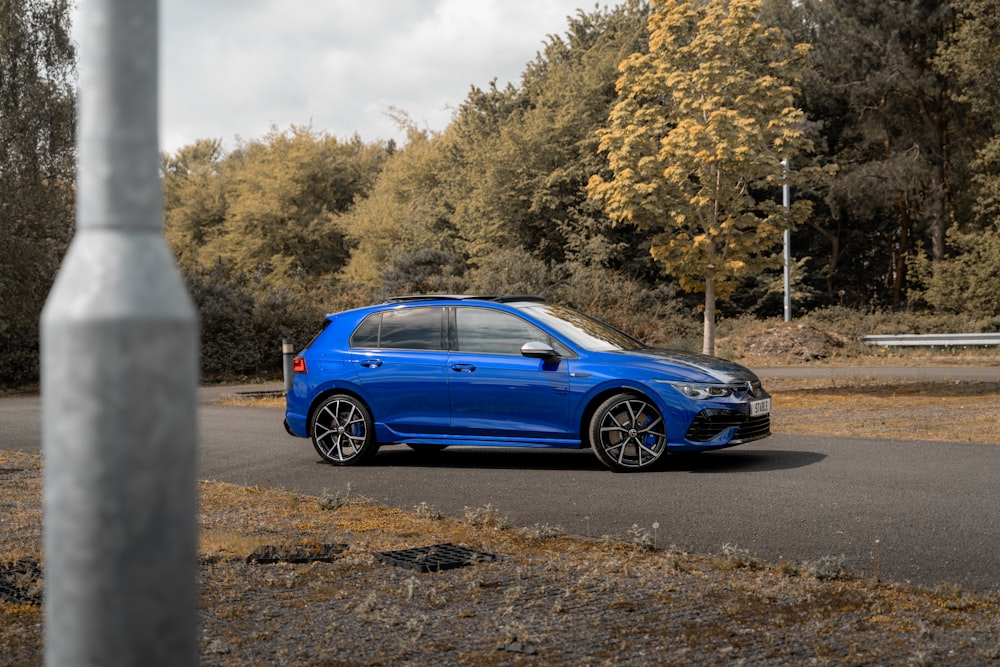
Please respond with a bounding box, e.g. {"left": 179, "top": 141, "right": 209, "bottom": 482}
{"left": 293, "top": 357, "right": 307, "bottom": 374}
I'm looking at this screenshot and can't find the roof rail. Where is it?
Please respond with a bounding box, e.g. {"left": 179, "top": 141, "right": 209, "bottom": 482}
{"left": 384, "top": 295, "right": 547, "bottom": 304}
{"left": 384, "top": 295, "right": 469, "bottom": 303}
{"left": 489, "top": 295, "right": 546, "bottom": 303}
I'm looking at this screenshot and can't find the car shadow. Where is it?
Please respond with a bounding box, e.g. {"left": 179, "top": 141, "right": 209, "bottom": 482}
{"left": 666, "top": 449, "right": 826, "bottom": 473}
{"left": 365, "top": 445, "right": 825, "bottom": 474}
{"left": 369, "top": 446, "right": 606, "bottom": 472}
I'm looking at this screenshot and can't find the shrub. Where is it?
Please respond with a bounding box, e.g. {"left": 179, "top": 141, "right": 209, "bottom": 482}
{"left": 909, "top": 222, "right": 1000, "bottom": 317}
{"left": 185, "top": 261, "right": 328, "bottom": 379}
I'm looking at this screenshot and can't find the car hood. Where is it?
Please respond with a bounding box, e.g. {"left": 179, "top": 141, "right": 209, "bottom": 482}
{"left": 609, "top": 348, "right": 760, "bottom": 384}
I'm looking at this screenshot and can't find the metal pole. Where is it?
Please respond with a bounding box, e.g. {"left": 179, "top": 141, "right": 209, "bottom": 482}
{"left": 282, "top": 338, "right": 295, "bottom": 394}
{"left": 782, "top": 158, "right": 791, "bottom": 322}
{"left": 41, "top": 1, "right": 199, "bottom": 665}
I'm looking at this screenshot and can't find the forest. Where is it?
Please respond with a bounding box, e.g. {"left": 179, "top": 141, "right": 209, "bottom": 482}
{"left": 3, "top": 0, "right": 1000, "bottom": 384}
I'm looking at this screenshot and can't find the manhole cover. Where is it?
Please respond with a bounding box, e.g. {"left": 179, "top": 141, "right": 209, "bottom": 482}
{"left": 246, "top": 543, "right": 348, "bottom": 564}
{"left": 0, "top": 559, "right": 43, "bottom": 605}
{"left": 374, "top": 543, "right": 498, "bottom": 572}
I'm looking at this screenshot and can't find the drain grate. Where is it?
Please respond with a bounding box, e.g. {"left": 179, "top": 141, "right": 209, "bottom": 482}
{"left": 0, "top": 559, "right": 43, "bottom": 606}
{"left": 246, "top": 543, "right": 348, "bottom": 564}
{"left": 374, "top": 543, "right": 498, "bottom": 572}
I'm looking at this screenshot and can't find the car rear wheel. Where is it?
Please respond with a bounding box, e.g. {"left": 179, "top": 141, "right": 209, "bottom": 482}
{"left": 589, "top": 393, "right": 667, "bottom": 472}
{"left": 310, "top": 394, "right": 378, "bottom": 465}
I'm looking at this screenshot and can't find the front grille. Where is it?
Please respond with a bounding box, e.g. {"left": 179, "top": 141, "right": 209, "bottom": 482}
{"left": 685, "top": 409, "right": 771, "bottom": 444}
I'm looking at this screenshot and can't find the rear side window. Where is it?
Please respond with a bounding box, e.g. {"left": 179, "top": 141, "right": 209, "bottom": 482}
{"left": 350, "top": 314, "right": 380, "bottom": 348}
{"left": 350, "top": 307, "right": 446, "bottom": 350}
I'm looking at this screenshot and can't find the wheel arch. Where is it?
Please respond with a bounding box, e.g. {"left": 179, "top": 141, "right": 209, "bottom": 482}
{"left": 578, "top": 384, "right": 658, "bottom": 447}
{"left": 307, "top": 385, "right": 374, "bottom": 434}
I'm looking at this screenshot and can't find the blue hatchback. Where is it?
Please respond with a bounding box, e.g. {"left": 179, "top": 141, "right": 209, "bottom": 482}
{"left": 284, "top": 296, "right": 771, "bottom": 472}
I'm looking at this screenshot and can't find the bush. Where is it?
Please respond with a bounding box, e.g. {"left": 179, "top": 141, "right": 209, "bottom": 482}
{"left": 465, "top": 252, "right": 700, "bottom": 348}
{"left": 551, "top": 264, "right": 700, "bottom": 348}
{"left": 185, "top": 262, "right": 328, "bottom": 379}
{"left": 909, "top": 222, "right": 1000, "bottom": 317}
{"left": 378, "top": 248, "right": 467, "bottom": 298}
{"left": 465, "top": 248, "right": 559, "bottom": 297}
{"left": 0, "top": 330, "right": 39, "bottom": 390}
{"left": 798, "top": 306, "right": 1000, "bottom": 337}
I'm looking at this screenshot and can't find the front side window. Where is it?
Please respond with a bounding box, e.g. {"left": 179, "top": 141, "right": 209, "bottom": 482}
{"left": 455, "top": 307, "right": 566, "bottom": 356}
{"left": 350, "top": 307, "right": 445, "bottom": 350}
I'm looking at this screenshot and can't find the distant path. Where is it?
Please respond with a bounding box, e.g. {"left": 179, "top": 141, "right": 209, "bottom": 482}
{"left": 3, "top": 367, "right": 999, "bottom": 590}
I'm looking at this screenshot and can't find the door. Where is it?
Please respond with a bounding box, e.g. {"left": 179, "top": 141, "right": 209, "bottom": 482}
{"left": 351, "top": 306, "right": 450, "bottom": 436}
{"left": 447, "top": 307, "right": 571, "bottom": 441}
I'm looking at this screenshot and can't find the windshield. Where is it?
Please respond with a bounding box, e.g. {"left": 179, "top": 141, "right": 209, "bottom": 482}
{"left": 515, "top": 303, "right": 647, "bottom": 352}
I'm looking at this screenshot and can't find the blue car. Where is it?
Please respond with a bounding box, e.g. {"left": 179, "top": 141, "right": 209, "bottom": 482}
{"left": 284, "top": 296, "right": 771, "bottom": 472}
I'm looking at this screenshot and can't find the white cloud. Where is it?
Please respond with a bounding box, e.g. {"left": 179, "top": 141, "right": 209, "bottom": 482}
{"left": 144, "top": 0, "right": 608, "bottom": 152}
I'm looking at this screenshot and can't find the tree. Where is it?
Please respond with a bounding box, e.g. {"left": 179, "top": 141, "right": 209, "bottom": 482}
{"left": 589, "top": 0, "right": 815, "bottom": 354}
{"left": 163, "top": 126, "right": 390, "bottom": 290}
{"left": 0, "top": 0, "right": 76, "bottom": 385}
{"left": 442, "top": 2, "right": 653, "bottom": 272}
{"left": 791, "top": 0, "right": 961, "bottom": 307}
{"left": 339, "top": 123, "right": 457, "bottom": 287}
{"left": 161, "top": 138, "right": 228, "bottom": 271}
{"left": 936, "top": 0, "right": 1000, "bottom": 222}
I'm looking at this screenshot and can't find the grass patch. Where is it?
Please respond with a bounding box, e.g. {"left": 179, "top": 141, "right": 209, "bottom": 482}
{"left": 770, "top": 380, "right": 1000, "bottom": 443}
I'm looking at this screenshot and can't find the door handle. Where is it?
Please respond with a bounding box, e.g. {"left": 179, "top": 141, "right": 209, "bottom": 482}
{"left": 360, "top": 359, "right": 383, "bottom": 368}
{"left": 450, "top": 364, "right": 476, "bottom": 373}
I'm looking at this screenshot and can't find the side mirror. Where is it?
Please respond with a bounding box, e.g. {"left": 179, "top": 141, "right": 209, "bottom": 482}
{"left": 520, "top": 341, "right": 560, "bottom": 363}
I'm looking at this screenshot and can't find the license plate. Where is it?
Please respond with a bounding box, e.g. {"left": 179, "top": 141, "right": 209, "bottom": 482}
{"left": 750, "top": 398, "right": 771, "bottom": 417}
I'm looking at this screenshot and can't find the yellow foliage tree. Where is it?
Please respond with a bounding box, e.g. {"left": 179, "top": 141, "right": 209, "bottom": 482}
{"left": 339, "top": 126, "right": 456, "bottom": 286}
{"left": 588, "top": 0, "right": 816, "bottom": 354}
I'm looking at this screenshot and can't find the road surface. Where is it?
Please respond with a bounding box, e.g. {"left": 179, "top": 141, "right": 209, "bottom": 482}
{"left": 3, "top": 366, "right": 998, "bottom": 590}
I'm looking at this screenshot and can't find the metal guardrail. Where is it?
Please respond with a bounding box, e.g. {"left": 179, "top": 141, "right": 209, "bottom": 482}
{"left": 861, "top": 333, "right": 1000, "bottom": 347}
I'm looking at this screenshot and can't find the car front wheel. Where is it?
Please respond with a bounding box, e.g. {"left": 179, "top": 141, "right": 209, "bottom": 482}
{"left": 310, "top": 394, "right": 378, "bottom": 465}
{"left": 589, "top": 393, "right": 667, "bottom": 472}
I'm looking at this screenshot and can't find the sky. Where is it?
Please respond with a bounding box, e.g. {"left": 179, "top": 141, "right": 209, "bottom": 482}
{"left": 74, "top": 1, "right": 619, "bottom": 154}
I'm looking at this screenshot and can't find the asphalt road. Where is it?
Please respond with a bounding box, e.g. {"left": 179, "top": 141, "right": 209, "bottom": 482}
{"left": 3, "top": 366, "right": 998, "bottom": 590}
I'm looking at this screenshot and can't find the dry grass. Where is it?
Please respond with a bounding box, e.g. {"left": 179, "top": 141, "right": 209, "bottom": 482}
{"left": 3, "top": 376, "right": 1000, "bottom": 665}
{"left": 770, "top": 379, "right": 1000, "bottom": 444}
{"left": 214, "top": 391, "right": 285, "bottom": 409}
{"left": 3, "top": 461, "right": 999, "bottom": 665}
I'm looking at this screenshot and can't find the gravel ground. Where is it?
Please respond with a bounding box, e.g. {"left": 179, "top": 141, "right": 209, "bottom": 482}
{"left": 3, "top": 446, "right": 1000, "bottom": 667}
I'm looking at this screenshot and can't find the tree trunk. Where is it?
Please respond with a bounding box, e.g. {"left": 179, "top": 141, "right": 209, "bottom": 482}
{"left": 891, "top": 203, "right": 912, "bottom": 308}
{"left": 703, "top": 276, "right": 716, "bottom": 356}
{"left": 928, "top": 159, "right": 947, "bottom": 263}
{"left": 806, "top": 217, "right": 841, "bottom": 298}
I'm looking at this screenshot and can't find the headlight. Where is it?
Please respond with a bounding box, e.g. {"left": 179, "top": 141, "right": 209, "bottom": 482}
{"left": 662, "top": 381, "right": 735, "bottom": 399}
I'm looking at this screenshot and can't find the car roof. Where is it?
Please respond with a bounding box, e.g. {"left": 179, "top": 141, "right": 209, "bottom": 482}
{"left": 383, "top": 295, "right": 546, "bottom": 304}
{"left": 323, "top": 296, "right": 547, "bottom": 321}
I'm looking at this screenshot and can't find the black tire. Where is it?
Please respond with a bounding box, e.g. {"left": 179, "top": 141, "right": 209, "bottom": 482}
{"left": 310, "top": 394, "right": 378, "bottom": 465}
{"left": 588, "top": 393, "right": 667, "bottom": 472}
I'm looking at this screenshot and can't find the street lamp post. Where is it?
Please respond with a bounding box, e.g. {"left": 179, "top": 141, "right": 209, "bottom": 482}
{"left": 40, "top": 1, "right": 199, "bottom": 665}
{"left": 782, "top": 157, "right": 791, "bottom": 322}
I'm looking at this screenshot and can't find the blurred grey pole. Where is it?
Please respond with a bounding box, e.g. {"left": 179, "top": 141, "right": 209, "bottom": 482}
{"left": 40, "top": 1, "right": 199, "bottom": 666}
{"left": 282, "top": 338, "right": 295, "bottom": 393}
{"left": 782, "top": 158, "right": 791, "bottom": 322}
